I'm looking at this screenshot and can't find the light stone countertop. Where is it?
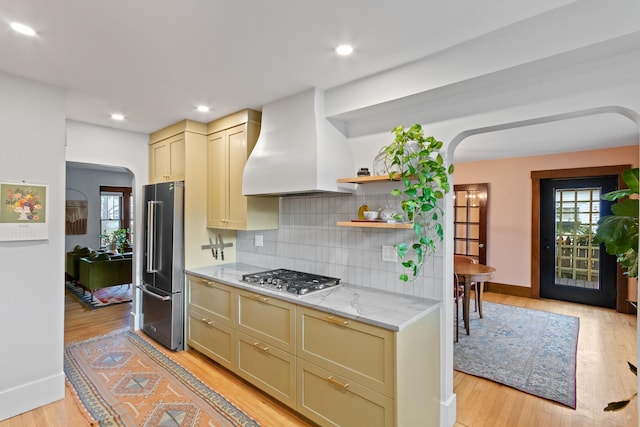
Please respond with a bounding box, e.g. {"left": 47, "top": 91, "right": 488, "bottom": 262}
{"left": 186, "top": 263, "right": 440, "bottom": 332}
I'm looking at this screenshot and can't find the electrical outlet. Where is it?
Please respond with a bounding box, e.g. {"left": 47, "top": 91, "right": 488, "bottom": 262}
{"left": 254, "top": 235, "right": 263, "bottom": 247}
{"left": 382, "top": 245, "right": 397, "bottom": 262}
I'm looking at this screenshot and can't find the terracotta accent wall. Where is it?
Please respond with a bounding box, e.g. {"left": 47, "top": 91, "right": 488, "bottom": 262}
{"left": 453, "top": 145, "right": 639, "bottom": 288}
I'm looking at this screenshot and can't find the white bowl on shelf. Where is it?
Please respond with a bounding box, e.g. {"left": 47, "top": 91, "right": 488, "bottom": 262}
{"left": 363, "top": 211, "right": 379, "bottom": 220}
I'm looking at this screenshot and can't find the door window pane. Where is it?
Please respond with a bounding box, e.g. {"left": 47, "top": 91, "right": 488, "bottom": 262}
{"left": 554, "top": 187, "right": 600, "bottom": 288}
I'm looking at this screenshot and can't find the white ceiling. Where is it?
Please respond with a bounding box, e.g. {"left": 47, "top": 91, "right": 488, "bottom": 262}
{"left": 455, "top": 113, "right": 639, "bottom": 163}
{"left": 1, "top": 0, "right": 638, "bottom": 162}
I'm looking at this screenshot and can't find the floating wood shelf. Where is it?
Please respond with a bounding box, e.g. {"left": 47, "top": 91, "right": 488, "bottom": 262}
{"left": 337, "top": 174, "right": 402, "bottom": 184}
{"left": 336, "top": 221, "right": 412, "bottom": 229}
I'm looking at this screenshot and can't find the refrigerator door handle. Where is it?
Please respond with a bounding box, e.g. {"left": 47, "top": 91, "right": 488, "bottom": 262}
{"left": 146, "top": 201, "right": 158, "bottom": 273}
{"left": 138, "top": 284, "right": 171, "bottom": 301}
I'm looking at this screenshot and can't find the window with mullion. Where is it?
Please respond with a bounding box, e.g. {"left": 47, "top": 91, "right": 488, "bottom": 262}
{"left": 100, "top": 186, "right": 132, "bottom": 248}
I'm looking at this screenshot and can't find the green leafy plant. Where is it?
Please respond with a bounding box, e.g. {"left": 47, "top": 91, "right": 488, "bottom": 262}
{"left": 594, "top": 167, "right": 639, "bottom": 278}
{"left": 604, "top": 361, "right": 637, "bottom": 411}
{"left": 381, "top": 124, "right": 454, "bottom": 281}
{"left": 100, "top": 228, "right": 130, "bottom": 253}
{"left": 594, "top": 168, "right": 638, "bottom": 413}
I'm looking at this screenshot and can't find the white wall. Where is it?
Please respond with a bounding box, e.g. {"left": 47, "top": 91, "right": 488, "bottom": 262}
{"left": 65, "top": 121, "right": 148, "bottom": 329}
{"left": 0, "top": 72, "right": 66, "bottom": 420}
{"left": 65, "top": 166, "right": 133, "bottom": 252}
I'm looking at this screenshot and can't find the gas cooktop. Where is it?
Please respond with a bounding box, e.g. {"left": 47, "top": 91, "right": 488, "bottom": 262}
{"left": 241, "top": 269, "right": 341, "bottom": 296}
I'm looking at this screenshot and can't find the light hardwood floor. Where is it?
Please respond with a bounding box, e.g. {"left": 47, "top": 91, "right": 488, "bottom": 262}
{"left": 0, "top": 290, "right": 636, "bottom": 427}
{"left": 454, "top": 292, "right": 638, "bottom": 427}
{"left": 1, "top": 292, "right": 314, "bottom": 427}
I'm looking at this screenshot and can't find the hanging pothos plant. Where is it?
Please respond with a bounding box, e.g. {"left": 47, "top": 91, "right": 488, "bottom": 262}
{"left": 381, "top": 124, "right": 454, "bottom": 282}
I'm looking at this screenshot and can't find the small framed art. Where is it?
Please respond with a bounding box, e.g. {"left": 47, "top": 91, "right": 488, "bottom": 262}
{"left": 0, "top": 182, "right": 49, "bottom": 241}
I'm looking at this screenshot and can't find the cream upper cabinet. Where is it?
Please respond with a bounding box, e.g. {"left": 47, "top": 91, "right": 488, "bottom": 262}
{"left": 149, "top": 120, "right": 206, "bottom": 183}
{"left": 206, "top": 110, "right": 278, "bottom": 230}
{"left": 150, "top": 133, "right": 185, "bottom": 183}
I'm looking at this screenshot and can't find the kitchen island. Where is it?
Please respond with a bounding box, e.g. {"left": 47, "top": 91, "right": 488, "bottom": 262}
{"left": 186, "top": 263, "right": 441, "bottom": 427}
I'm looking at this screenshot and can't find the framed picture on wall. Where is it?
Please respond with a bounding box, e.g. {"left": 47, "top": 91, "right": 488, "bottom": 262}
{"left": 65, "top": 199, "right": 88, "bottom": 235}
{"left": 0, "top": 182, "right": 49, "bottom": 241}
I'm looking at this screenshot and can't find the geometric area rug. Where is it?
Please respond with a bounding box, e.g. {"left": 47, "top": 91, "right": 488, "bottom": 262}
{"left": 64, "top": 329, "right": 260, "bottom": 426}
{"left": 65, "top": 281, "right": 132, "bottom": 309}
{"left": 454, "top": 301, "right": 579, "bottom": 409}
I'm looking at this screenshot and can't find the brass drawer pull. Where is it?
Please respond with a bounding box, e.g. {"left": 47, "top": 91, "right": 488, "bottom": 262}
{"left": 326, "top": 316, "right": 349, "bottom": 326}
{"left": 194, "top": 279, "right": 214, "bottom": 287}
{"left": 327, "top": 376, "right": 349, "bottom": 389}
{"left": 253, "top": 342, "right": 269, "bottom": 352}
{"left": 252, "top": 294, "right": 269, "bottom": 302}
{"left": 200, "top": 318, "right": 214, "bottom": 326}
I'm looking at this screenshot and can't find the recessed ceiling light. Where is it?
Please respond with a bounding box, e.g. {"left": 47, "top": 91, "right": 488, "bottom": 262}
{"left": 196, "top": 105, "right": 210, "bottom": 113}
{"left": 335, "top": 44, "right": 354, "bottom": 56}
{"left": 10, "top": 22, "right": 36, "bottom": 36}
{"left": 111, "top": 113, "right": 125, "bottom": 121}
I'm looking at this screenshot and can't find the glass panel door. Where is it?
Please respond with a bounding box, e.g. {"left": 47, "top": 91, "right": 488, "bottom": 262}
{"left": 555, "top": 188, "right": 600, "bottom": 289}
{"left": 454, "top": 183, "right": 488, "bottom": 264}
{"left": 540, "top": 176, "right": 617, "bottom": 308}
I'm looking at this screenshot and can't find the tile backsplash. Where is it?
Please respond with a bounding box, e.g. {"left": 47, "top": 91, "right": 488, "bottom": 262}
{"left": 237, "top": 193, "right": 444, "bottom": 300}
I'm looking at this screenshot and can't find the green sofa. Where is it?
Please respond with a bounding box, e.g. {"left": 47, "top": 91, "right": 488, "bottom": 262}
{"left": 65, "top": 245, "right": 93, "bottom": 283}
{"left": 77, "top": 252, "right": 132, "bottom": 299}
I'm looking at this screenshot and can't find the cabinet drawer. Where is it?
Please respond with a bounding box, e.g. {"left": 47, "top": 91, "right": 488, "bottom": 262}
{"left": 297, "top": 359, "right": 394, "bottom": 427}
{"left": 236, "top": 289, "right": 296, "bottom": 353}
{"left": 236, "top": 331, "right": 296, "bottom": 408}
{"left": 187, "top": 275, "right": 234, "bottom": 326}
{"left": 297, "top": 307, "right": 394, "bottom": 397}
{"left": 186, "top": 307, "right": 234, "bottom": 371}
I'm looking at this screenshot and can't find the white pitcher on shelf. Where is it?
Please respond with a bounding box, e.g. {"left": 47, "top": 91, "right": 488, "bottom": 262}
{"left": 378, "top": 205, "right": 398, "bottom": 222}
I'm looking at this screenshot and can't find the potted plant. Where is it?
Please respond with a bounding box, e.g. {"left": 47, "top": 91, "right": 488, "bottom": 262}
{"left": 594, "top": 167, "right": 638, "bottom": 412}
{"left": 380, "top": 124, "right": 454, "bottom": 281}
{"left": 594, "top": 167, "right": 638, "bottom": 281}
{"left": 101, "top": 228, "right": 130, "bottom": 254}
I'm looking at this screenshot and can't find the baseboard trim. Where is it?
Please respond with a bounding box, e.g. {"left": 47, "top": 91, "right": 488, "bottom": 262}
{"left": 484, "top": 282, "right": 532, "bottom": 298}
{"left": 486, "top": 282, "right": 638, "bottom": 315}
{"left": 441, "top": 393, "right": 457, "bottom": 427}
{"left": 130, "top": 311, "right": 141, "bottom": 331}
{"left": 0, "top": 372, "right": 65, "bottom": 421}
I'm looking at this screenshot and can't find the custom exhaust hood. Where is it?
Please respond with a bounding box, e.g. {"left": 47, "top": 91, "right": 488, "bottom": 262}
{"left": 242, "top": 88, "right": 355, "bottom": 196}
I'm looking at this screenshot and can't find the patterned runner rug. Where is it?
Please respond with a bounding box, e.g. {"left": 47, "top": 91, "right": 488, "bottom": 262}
{"left": 65, "top": 281, "right": 132, "bottom": 309}
{"left": 454, "top": 301, "right": 579, "bottom": 408}
{"left": 64, "top": 329, "right": 260, "bottom": 426}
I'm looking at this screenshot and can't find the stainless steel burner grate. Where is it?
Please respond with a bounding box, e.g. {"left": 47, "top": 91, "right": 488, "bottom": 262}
{"left": 241, "top": 269, "right": 341, "bottom": 295}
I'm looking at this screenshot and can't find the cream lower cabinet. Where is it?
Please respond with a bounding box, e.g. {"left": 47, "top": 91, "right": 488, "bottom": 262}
{"left": 186, "top": 275, "right": 236, "bottom": 371}
{"left": 296, "top": 306, "right": 441, "bottom": 427}
{"left": 186, "top": 275, "right": 441, "bottom": 426}
{"left": 235, "top": 289, "right": 297, "bottom": 407}
{"left": 236, "top": 289, "right": 296, "bottom": 353}
{"left": 297, "top": 358, "right": 394, "bottom": 427}
{"left": 236, "top": 330, "right": 296, "bottom": 407}
{"left": 187, "top": 307, "right": 235, "bottom": 371}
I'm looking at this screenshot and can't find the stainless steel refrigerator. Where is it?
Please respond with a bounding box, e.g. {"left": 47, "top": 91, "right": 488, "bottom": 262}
{"left": 140, "top": 181, "right": 184, "bottom": 351}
